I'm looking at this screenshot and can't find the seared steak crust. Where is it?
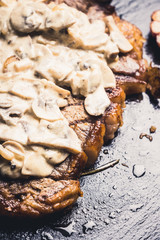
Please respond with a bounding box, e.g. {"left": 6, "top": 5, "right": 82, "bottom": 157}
{"left": 0, "top": 0, "right": 148, "bottom": 217}
{"left": 0, "top": 178, "right": 82, "bottom": 217}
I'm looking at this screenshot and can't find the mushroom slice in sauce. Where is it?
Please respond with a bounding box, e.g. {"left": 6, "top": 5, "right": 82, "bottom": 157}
{"left": 10, "top": 2, "right": 45, "bottom": 33}
{"left": 22, "top": 150, "right": 53, "bottom": 177}
{"left": 28, "top": 119, "right": 82, "bottom": 154}
{"left": 0, "top": 93, "right": 13, "bottom": 108}
{"left": 2, "top": 55, "right": 20, "bottom": 73}
{"left": 45, "top": 4, "right": 75, "bottom": 31}
{"left": 0, "top": 121, "right": 28, "bottom": 145}
{"left": 31, "top": 145, "right": 69, "bottom": 165}
{"left": 3, "top": 140, "right": 25, "bottom": 160}
{"left": 0, "top": 141, "right": 25, "bottom": 178}
{"left": 35, "top": 53, "right": 72, "bottom": 81}
{"left": 80, "top": 58, "right": 116, "bottom": 88}
{"left": 10, "top": 78, "right": 38, "bottom": 99}
{"left": 0, "top": 144, "right": 14, "bottom": 160}
{"left": 68, "top": 19, "right": 108, "bottom": 49}
{"left": 95, "top": 38, "right": 119, "bottom": 60}
{"left": 105, "top": 16, "right": 133, "bottom": 53}
{"left": 68, "top": 67, "right": 101, "bottom": 97}
{"left": 84, "top": 85, "right": 110, "bottom": 116}
{"left": 42, "top": 148, "right": 69, "bottom": 165}
{"left": 14, "top": 58, "right": 33, "bottom": 72}
{"left": 32, "top": 96, "right": 64, "bottom": 121}
{"left": 40, "top": 80, "right": 70, "bottom": 107}
{"left": 0, "top": 7, "right": 11, "bottom": 35}
{"left": 0, "top": 74, "right": 15, "bottom": 93}
{"left": 0, "top": 100, "right": 30, "bottom": 126}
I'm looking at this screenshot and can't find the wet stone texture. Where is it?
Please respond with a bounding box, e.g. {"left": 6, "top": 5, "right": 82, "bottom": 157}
{"left": 0, "top": 0, "right": 160, "bottom": 239}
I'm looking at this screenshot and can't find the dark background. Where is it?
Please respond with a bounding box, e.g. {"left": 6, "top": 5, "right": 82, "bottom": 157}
{"left": 0, "top": 0, "right": 160, "bottom": 239}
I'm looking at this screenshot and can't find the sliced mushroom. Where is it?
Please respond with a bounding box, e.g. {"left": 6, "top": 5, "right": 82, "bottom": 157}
{"left": 31, "top": 145, "right": 69, "bottom": 165}
{"left": 43, "top": 80, "right": 70, "bottom": 98}
{"left": 0, "top": 94, "right": 13, "bottom": 108}
{"left": 0, "top": 7, "right": 11, "bottom": 35}
{"left": 22, "top": 150, "right": 53, "bottom": 177}
{"left": 28, "top": 119, "right": 82, "bottom": 154}
{"left": 10, "top": 2, "right": 44, "bottom": 33}
{"left": 69, "top": 67, "right": 101, "bottom": 97}
{"left": 2, "top": 55, "right": 20, "bottom": 73}
{"left": 96, "top": 38, "right": 119, "bottom": 60}
{"left": 32, "top": 43, "right": 53, "bottom": 60}
{"left": 68, "top": 19, "right": 108, "bottom": 49}
{"left": 0, "top": 73, "right": 19, "bottom": 93}
{"left": 0, "top": 103, "right": 29, "bottom": 126}
{"left": 0, "top": 144, "right": 14, "bottom": 160}
{"left": 13, "top": 35, "right": 34, "bottom": 59}
{"left": 105, "top": 16, "right": 133, "bottom": 53}
{"left": 0, "top": 121, "right": 28, "bottom": 145}
{"left": 32, "top": 96, "right": 64, "bottom": 121}
{"left": 79, "top": 57, "right": 116, "bottom": 89}
{"left": 10, "top": 78, "right": 37, "bottom": 99}
{"left": 41, "top": 80, "right": 70, "bottom": 107}
{"left": 3, "top": 140, "right": 25, "bottom": 160}
{"left": 0, "top": 95, "right": 30, "bottom": 125}
{"left": 84, "top": 84, "right": 110, "bottom": 116}
{"left": 45, "top": 4, "right": 75, "bottom": 31}
{"left": 43, "top": 148, "right": 69, "bottom": 165}
{"left": 14, "top": 58, "right": 33, "bottom": 72}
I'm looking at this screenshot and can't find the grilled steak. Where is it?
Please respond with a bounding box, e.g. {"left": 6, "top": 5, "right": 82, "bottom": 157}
{"left": 0, "top": 0, "right": 148, "bottom": 217}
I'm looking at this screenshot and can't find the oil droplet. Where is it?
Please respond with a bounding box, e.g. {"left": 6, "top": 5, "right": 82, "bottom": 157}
{"left": 108, "top": 212, "right": 116, "bottom": 219}
{"left": 54, "top": 221, "right": 76, "bottom": 236}
{"left": 130, "top": 204, "right": 144, "bottom": 212}
{"left": 132, "top": 164, "right": 146, "bottom": 177}
{"left": 83, "top": 221, "right": 96, "bottom": 233}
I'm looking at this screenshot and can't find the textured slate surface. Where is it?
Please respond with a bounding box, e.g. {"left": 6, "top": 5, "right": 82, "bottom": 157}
{"left": 0, "top": 0, "right": 160, "bottom": 239}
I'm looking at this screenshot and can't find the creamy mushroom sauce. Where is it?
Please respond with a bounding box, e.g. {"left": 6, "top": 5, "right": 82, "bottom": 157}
{"left": 0, "top": 0, "right": 133, "bottom": 178}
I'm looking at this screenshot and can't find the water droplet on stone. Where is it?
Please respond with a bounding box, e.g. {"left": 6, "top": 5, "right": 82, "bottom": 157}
{"left": 112, "top": 185, "right": 117, "bottom": 190}
{"left": 103, "top": 149, "right": 108, "bottom": 154}
{"left": 130, "top": 204, "right": 144, "bottom": 212}
{"left": 108, "top": 212, "right": 116, "bottom": 219}
{"left": 104, "top": 218, "right": 110, "bottom": 225}
{"left": 133, "top": 164, "right": 146, "bottom": 177}
{"left": 54, "top": 221, "right": 76, "bottom": 236}
{"left": 94, "top": 205, "right": 98, "bottom": 210}
{"left": 82, "top": 208, "right": 87, "bottom": 214}
{"left": 41, "top": 232, "right": 54, "bottom": 240}
{"left": 109, "top": 193, "right": 113, "bottom": 198}
{"left": 83, "top": 221, "right": 96, "bottom": 233}
{"left": 116, "top": 209, "right": 121, "bottom": 213}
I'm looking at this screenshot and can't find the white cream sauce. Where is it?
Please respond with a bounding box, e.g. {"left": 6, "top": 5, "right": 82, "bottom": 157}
{"left": 0, "top": 0, "right": 133, "bottom": 178}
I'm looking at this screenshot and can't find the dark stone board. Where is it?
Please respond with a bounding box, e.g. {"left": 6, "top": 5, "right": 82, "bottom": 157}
{"left": 0, "top": 0, "right": 160, "bottom": 239}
